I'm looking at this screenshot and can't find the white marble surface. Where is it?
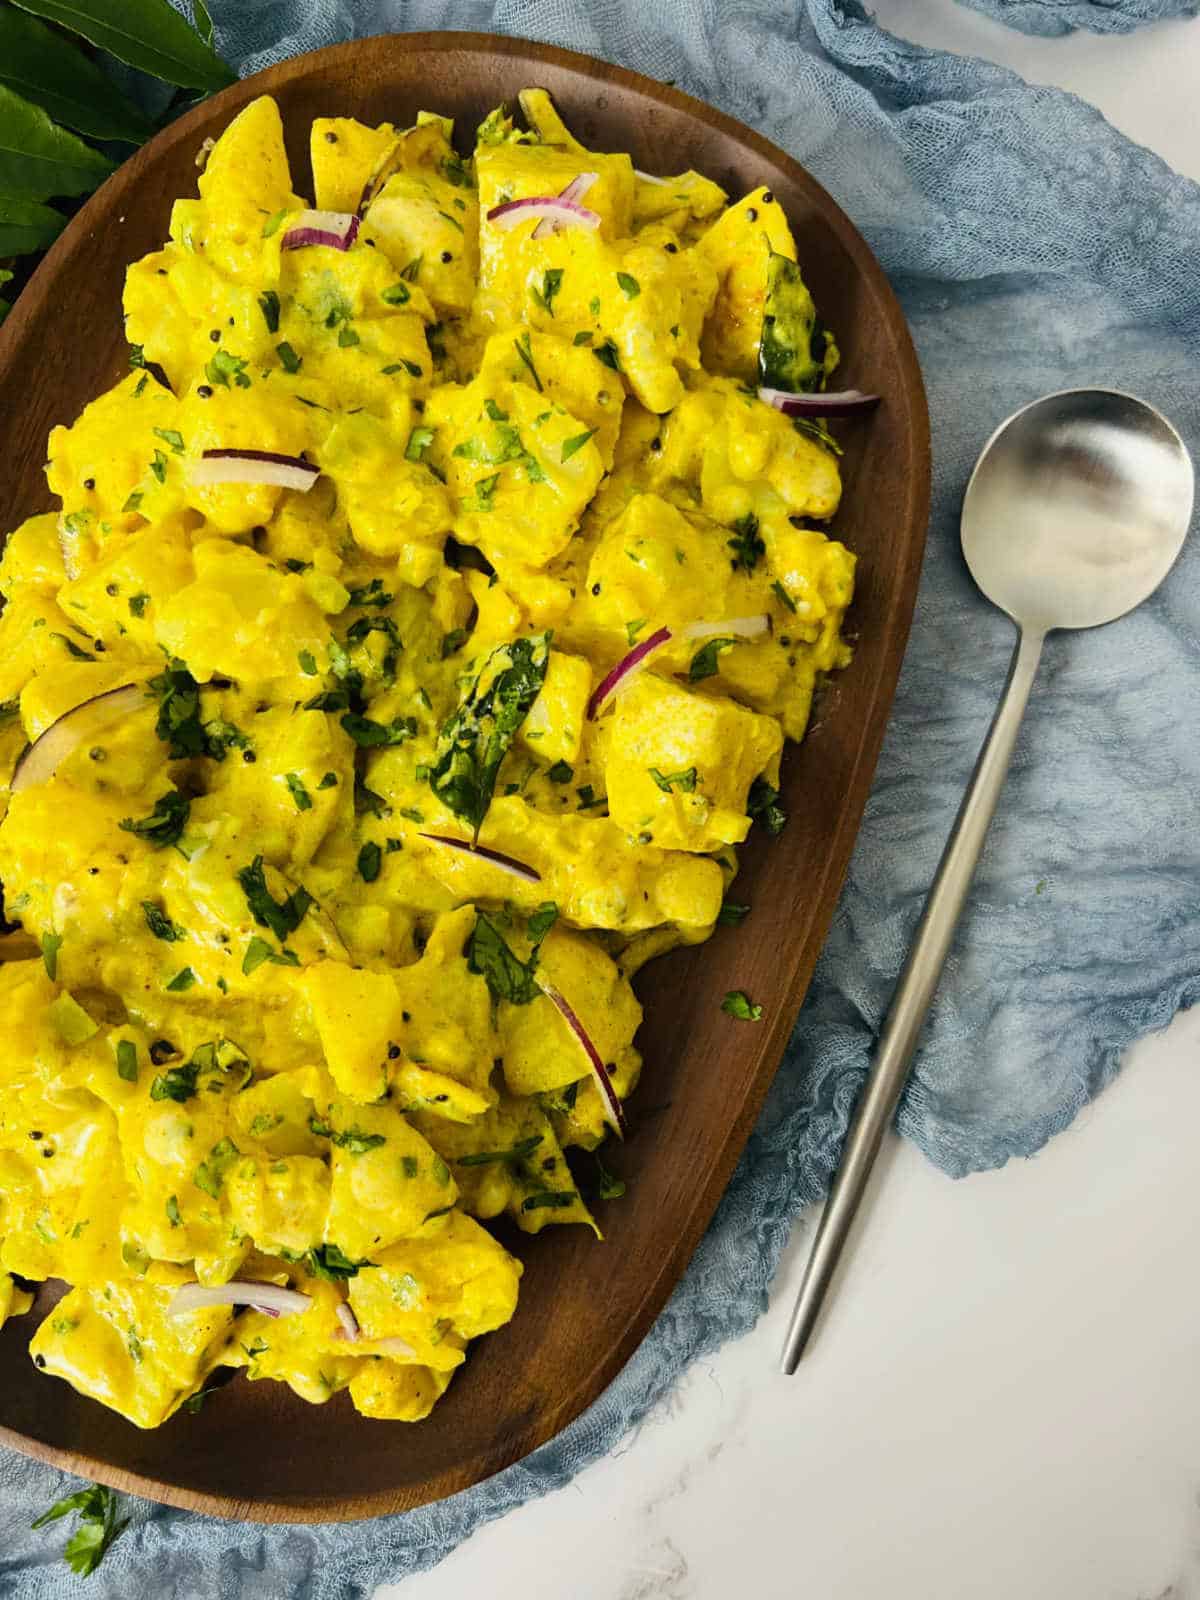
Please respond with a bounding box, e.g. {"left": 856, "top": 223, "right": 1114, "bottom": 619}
{"left": 380, "top": 11, "right": 1200, "bottom": 1597}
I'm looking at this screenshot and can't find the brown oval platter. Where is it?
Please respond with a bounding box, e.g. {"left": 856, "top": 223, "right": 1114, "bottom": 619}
{"left": 0, "top": 30, "right": 930, "bottom": 1522}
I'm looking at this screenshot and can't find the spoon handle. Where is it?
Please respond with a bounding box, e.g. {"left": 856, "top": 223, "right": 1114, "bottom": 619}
{"left": 780, "top": 624, "right": 1046, "bottom": 1374}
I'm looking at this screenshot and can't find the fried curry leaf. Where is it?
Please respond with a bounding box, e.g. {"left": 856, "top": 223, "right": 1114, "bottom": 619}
{"left": 429, "top": 632, "right": 550, "bottom": 837}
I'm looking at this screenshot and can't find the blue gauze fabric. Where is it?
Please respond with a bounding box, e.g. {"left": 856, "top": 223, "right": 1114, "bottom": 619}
{"left": 3, "top": 1, "right": 1199, "bottom": 1594}
{"left": 957, "top": 0, "right": 1198, "bottom": 36}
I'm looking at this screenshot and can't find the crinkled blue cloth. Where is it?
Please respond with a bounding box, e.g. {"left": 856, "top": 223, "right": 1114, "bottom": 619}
{"left": 958, "top": 0, "right": 1198, "bottom": 35}
{"left": 3, "top": 0, "right": 1199, "bottom": 1594}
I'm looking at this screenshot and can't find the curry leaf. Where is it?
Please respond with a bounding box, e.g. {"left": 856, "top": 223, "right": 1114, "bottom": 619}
{"left": 12, "top": 0, "right": 236, "bottom": 93}
{"left": 0, "top": 6, "right": 152, "bottom": 142}
{"left": 0, "top": 195, "right": 62, "bottom": 256}
{"left": 0, "top": 83, "right": 113, "bottom": 199}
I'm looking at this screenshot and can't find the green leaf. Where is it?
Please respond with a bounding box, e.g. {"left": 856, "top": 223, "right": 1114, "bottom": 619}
{"left": 429, "top": 632, "right": 550, "bottom": 837}
{"left": 717, "top": 900, "right": 750, "bottom": 926}
{"left": 192, "top": 0, "right": 214, "bottom": 47}
{"left": 0, "top": 83, "right": 112, "bottom": 200}
{"left": 307, "top": 1116, "right": 386, "bottom": 1155}
{"left": 615, "top": 270, "right": 640, "bottom": 300}
{"left": 120, "top": 789, "right": 190, "bottom": 849}
{"left": 142, "top": 900, "right": 185, "bottom": 942}
{"left": 648, "top": 766, "right": 697, "bottom": 793}
{"left": 688, "top": 636, "right": 737, "bottom": 681}
{"left": 116, "top": 1039, "right": 138, "bottom": 1081}
{"left": 356, "top": 841, "right": 381, "bottom": 882}
{"left": 721, "top": 989, "right": 762, "bottom": 1021}
{"left": 747, "top": 775, "right": 787, "bottom": 836}
{"left": 727, "top": 511, "right": 765, "bottom": 573}
{"left": 12, "top": 0, "right": 236, "bottom": 93}
{"left": 512, "top": 331, "right": 542, "bottom": 392}
{"left": 40, "top": 929, "right": 61, "bottom": 980}
{"left": 0, "top": 6, "right": 152, "bottom": 143}
{"left": 529, "top": 266, "right": 563, "bottom": 318}
{"left": 0, "top": 194, "right": 63, "bottom": 256}
{"left": 165, "top": 965, "right": 197, "bottom": 992}
{"left": 284, "top": 772, "right": 312, "bottom": 811}
{"left": 305, "top": 1242, "right": 370, "bottom": 1281}
{"left": 32, "top": 1483, "right": 127, "bottom": 1577}
{"left": 560, "top": 428, "right": 596, "bottom": 463}
{"left": 237, "top": 855, "right": 314, "bottom": 943}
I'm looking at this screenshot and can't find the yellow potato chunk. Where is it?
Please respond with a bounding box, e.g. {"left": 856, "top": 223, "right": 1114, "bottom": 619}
{"left": 29, "top": 1280, "right": 234, "bottom": 1429}
{"left": 604, "top": 672, "right": 784, "bottom": 852}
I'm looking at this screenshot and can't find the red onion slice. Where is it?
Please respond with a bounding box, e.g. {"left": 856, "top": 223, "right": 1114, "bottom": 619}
{"left": 193, "top": 450, "right": 319, "bottom": 492}
{"left": 759, "top": 387, "right": 881, "bottom": 418}
{"left": 420, "top": 833, "right": 542, "bottom": 884}
{"left": 683, "top": 615, "right": 771, "bottom": 641}
{"left": 586, "top": 626, "right": 672, "bottom": 720}
{"left": 634, "top": 169, "right": 669, "bottom": 186}
{"left": 281, "top": 210, "right": 360, "bottom": 252}
{"left": 334, "top": 1301, "right": 359, "bottom": 1342}
{"left": 487, "top": 194, "right": 600, "bottom": 234}
{"left": 11, "top": 683, "right": 146, "bottom": 794}
{"left": 538, "top": 979, "right": 626, "bottom": 1138}
{"left": 532, "top": 171, "right": 598, "bottom": 239}
{"left": 169, "top": 1281, "right": 312, "bottom": 1319}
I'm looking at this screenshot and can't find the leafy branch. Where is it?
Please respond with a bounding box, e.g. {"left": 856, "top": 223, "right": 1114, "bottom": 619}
{"left": 0, "top": 0, "right": 234, "bottom": 315}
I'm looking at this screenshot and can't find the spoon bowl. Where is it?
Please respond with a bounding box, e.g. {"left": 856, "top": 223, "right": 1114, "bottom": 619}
{"left": 962, "top": 388, "right": 1193, "bottom": 633}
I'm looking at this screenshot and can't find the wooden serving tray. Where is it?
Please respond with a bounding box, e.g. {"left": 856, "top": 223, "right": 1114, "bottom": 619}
{"left": 0, "top": 31, "right": 930, "bottom": 1522}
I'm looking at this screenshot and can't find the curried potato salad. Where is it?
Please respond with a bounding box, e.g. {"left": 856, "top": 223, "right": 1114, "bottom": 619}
{"left": 0, "top": 89, "right": 858, "bottom": 1427}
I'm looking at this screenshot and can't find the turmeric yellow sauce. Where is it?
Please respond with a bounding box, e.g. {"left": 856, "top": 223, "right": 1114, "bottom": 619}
{"left": 0, "top": 90, "right": 855, "bottom": 1427}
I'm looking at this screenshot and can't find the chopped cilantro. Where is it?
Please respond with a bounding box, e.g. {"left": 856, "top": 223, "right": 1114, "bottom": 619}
{"left": 648, "top": 766, "right": 698, "bottom": 793}
{"left": 340, "top": 712, "right": 417, "bottom": 748}
{"left": 688, "top": 636, "right": 737, "bottom": 681}
{"left": 357, "top": 841, "right": 382, "bottom": 882}
{"left": 513, "top": 331, "right": 543, "bottom": 391}
{"left": 284, "top": 772, "right": 313, "bottom": 811}
{"left": 152, "top": 427, "right": 185, "bottom": 454}
{"left": 276, "top": 340, "right": 303, "bottom": 373}
{"left": 204, "top": 349, "right": 251, "bottom": 389}
{"left": 721, "top": 989, "right": 762, "bottom": 1021}
{"left": 727, "top": 511, "right": 765, "bottom": 573}
{"left": 530, "top": 267, "right": 564, "bottom": 317}
{"left": 116, "top": 1040, "right": 138, "bottom": 1082}
{"left": 40, "top": 930, "right": 62, "bottom": 981}
{"left": 594, "top": 338, "right": 620, "bottom": 370}
{"left": 31, "top": 1484, "right": 128, "bottom": 1577}
{"left": 717, "top": 901, "right": 751, "bottom": 926}
{"left": 165, "top": 967, "right": 197, "bottom": 992}
{"left": 747, "top": 776, "right": 787, "bottom": 836}
{"left": 257, "top": 289, "right": 281, "bottom": 332}
{"left": 142, "top": 902, "right": 185, "bottom": 942}
{"left": 262, "top": 208, "right": 289, "bottom": 237}
{"left": 561, "top": 428, "right": 597, "bottom": 462}
{"left": 236, "top": 855, "right": 314, "bottom": 943}
{"left": 616, "top": 270, "right": 640, "bottom": 299}
{"left": 545, "top": 760, "right": 573, "bottom": 783}
{"left": 405, "top": 425, "right": 435, "bottom": 462}
{"left": 771, "top": 579, "right": 798, "bottom": 613}
{"left": 307, "top": 1117, "right": 386, "bottom": 1154}
{"left": 381, "top": 281, "right": 411, "bottom": 305}
{"left": 119, "top": 790, "right": 190, "bottom": 850}
{"left": 297, "top": 649, "right": 318, "bottom": 675}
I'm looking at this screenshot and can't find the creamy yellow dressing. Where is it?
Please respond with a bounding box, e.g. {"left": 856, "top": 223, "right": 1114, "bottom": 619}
{"left": 0, "top": 90, "right": 856, "bottom": 1426}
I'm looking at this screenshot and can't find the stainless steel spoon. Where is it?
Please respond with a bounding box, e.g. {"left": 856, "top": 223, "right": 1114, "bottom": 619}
{"left": 780, "top": 388, "right": 1194, "bottom": 1374}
